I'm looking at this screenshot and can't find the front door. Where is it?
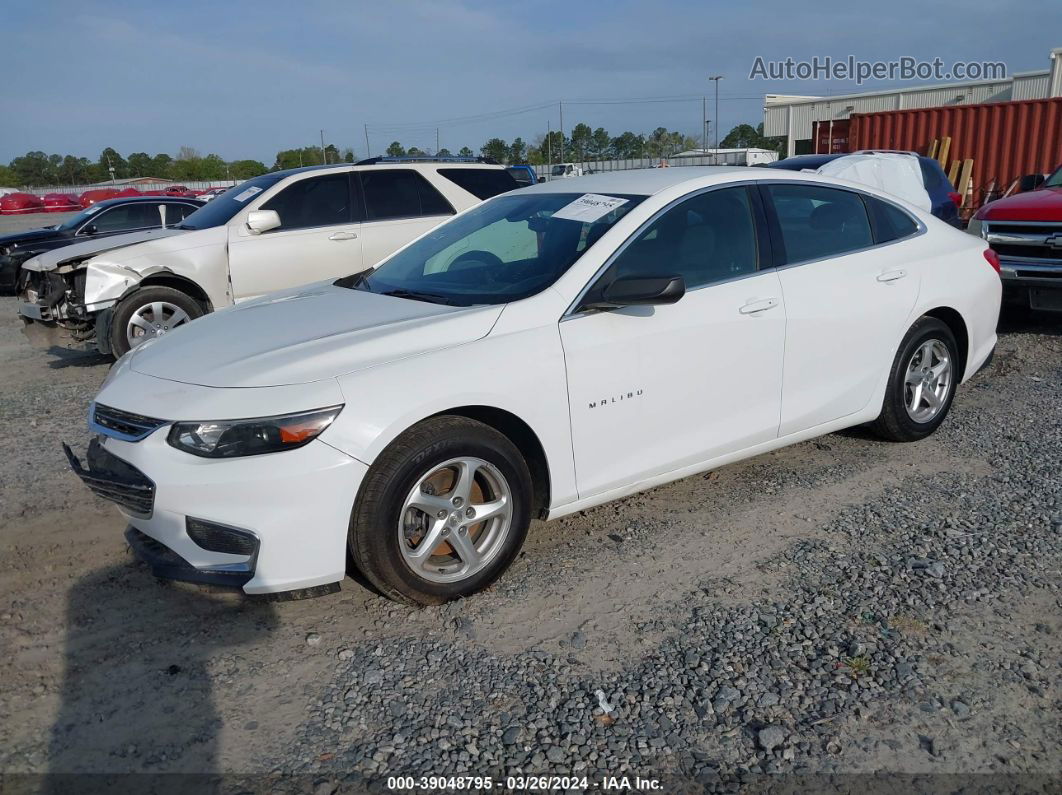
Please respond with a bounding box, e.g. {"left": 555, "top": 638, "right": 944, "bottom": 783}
{"left": 228, "top": 171, "right": 362, "bottom": 301}
{"left": 560, "top": 186, "right": 787, "bottom": 499}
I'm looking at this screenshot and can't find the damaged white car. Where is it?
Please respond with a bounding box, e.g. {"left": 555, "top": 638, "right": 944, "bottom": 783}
{"left": 18, "top": 159, "right": 517, "bottom": 356}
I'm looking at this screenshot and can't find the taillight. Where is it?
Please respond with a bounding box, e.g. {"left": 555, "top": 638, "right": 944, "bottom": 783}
{"left": 983, "top": 248, "right": 1001, "bottom": 275}
{"left": 948, "top": 191, "right": 963, "bottom": 207}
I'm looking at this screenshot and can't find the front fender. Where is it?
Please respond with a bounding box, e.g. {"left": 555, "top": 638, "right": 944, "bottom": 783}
{"left": 84, "top": 263, "right": 144, "bottom": 312}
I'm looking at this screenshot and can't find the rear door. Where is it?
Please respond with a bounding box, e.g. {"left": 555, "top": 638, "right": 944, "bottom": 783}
{"left": 227, "top": 171, "right": 362, "bottom": 301}
{"left": 356, "top": 169, "right": 455, "bottom": 267}
{"left": 763, "top": 182, "right": 921, "bottom": 436}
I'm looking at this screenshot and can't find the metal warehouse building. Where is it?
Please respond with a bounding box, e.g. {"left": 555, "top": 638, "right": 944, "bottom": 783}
{"left": 764, "top": 46, "right": 1062, "bottom": 156}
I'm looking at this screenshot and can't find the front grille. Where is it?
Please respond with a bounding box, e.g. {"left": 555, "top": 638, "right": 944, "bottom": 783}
{"left": 91, "top": 403, "right": 168, "bottom": 441}
{"left": 64, "top": 440, "right": 156, "bottom": 518}
{"left": 986, "top": 221, "right": 1062, "bottom": 267}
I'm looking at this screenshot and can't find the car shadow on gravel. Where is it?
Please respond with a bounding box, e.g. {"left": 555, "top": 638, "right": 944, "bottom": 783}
{"left": 997, "top": 307, "right": 1062, "bottom": 337}
{"left": 45, "top": 562, "right": 278, "bottom": 785}
{"left": 44, "top": 347, "right": 112, "bottom": 370}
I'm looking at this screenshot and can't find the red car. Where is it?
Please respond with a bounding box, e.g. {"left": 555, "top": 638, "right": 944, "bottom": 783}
{"left": 78, "top": 188, "right": 122, "bottom": 208}
{"left": 42, "top": 193, "right": 81, "bottom": 213}
{"left": 0, "top": 192, "right": 45, "bottom": 215}
{"left": 969, "top": 164, "right": 1062, "bottom": 312}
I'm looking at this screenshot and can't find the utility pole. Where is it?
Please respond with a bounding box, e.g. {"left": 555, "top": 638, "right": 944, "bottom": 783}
{"left": 702, "top": 96, "right": 707, "bottom": 156}
{"left": 436, "top": 128, "right": 440, "bottom": 155}
{"left": 708, "top": 75, "right": 724, "bottom": 163}
{"left": 320, "top": 129, "right": 327, "bottom": 164}
{"left": 547, "top": 120, "right": 552, "bottom": 175}
{"left": 558, "top": 101, "right": 564, "bottom": 164}
{"left": 363, "top": 124, "right": 371, "bottom": 159}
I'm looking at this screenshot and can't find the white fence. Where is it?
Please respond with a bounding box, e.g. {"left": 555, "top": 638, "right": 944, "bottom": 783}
{"left": 22, "top": 180, "right": 240, "bottom": 196}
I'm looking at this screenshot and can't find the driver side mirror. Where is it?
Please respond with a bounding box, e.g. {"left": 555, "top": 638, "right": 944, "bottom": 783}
{"left": 584, "top": 275, "right": 685, "bottom": 309}
{"left": 79, "top": 223, "right": 98, "bottom": 236}
{"left": 1019, "top": 173, "right": 1045, "bottom": 192}
{"left": 246, "top": 209, "right": 281, "bottom": 234}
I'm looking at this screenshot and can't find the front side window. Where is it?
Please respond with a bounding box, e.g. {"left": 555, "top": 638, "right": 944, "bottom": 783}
{"left": 361, "top": 170, "right": 454, "bottom": 221}
{"left": 260, "top": 173, "right": 351, "bottom": 231}
{"left": 767, "top": 184, "right": 873, "bottom": 263}
{"left": 351, "top": 192, "right": 644, "bottom": 306}
{"left": 607, "top": 186, "right": 759, "bottom": 289}
{"left": 83, "top": 203, "right": 160, "bottom": 234}
{"left": 176, "top": 172, "right": 285, "bottom": 230}
{"left": 1044, "top": 166, "right": 1062, "bottom": 188}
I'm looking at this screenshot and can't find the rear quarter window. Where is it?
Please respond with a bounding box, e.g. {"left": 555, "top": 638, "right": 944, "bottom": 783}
{"left": 437, "top": 168, "right": 519, "bottom": 200}
{"left": 866, "top": 196, "right": 920, "bottom": 243}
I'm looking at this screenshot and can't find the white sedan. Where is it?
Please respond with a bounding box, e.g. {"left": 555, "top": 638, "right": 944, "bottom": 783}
{"left": 69, "top": 167, "right": 1001, "bottom": 604}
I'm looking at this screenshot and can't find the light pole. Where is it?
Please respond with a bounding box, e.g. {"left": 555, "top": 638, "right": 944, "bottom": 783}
{"left": 708, "top": 75, "right": 723, "bottom": 163}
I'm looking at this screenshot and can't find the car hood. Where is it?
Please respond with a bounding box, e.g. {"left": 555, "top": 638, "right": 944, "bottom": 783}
{"left": 22, "top": 228, "right": 185, "bottom": 272}
{"left": 88, "top": 225, "right": 224, "bottom": 269}
{"left": 129, "top": 283, "right": 504, "bottom": 388}
{"left": 978, "top": 186, "right": 1062, "bottom": 221}
{"left": 0, "top": 227, "right": 63, "bottom": 249}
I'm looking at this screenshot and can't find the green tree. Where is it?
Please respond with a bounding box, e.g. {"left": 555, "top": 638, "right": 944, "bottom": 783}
{"left": 480, "top": 138, "right": 509, "bottom": 163}
{"left": 590, "top": 127, "right": 612, "bottom": 160}
{"left": 152, "top": 153, "right": 174, "bottom": 178}
{"left": 342, "top": 148, "right": 355, "bottom": 163}
{"left": 0, "top": 164, "right": 18, "bottom": 186}
{"left": 437, "top": 148, "right": 453, "bottom": 157}
{"left": 10, "top": 151, "right": 54, "bottom": 186}
{"left": 458, "top": 146, "right": 474, "bottom": 157}
{"left": 407, "top": 146, "right": 426, "bottom": 157}
{"left": 508, "top": 137, "right": 527, "bottom": 163}
{"left": 97, "top": 147, "right": 127, "bottom": 181}
{"left": 610, "top": 131, "right": 645, "bottom": 159}
{"left": 127, "top": 152, "right": 153, "bottom": 177}
{"left": 569, "top": 123, "right": 593, "bottom": 162}
{"left": 720, "top": 122, "right": 786, "bottom": 155}
{"left": 229, "top": 159, "right": 268, "bottom": 179}
{"left": 386, "top": 141, "right": 406, "bottom": 157}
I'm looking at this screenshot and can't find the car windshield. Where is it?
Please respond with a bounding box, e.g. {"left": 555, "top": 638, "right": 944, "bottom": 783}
{"left": 1045, "top": 166, "right": 1062, "bottom": 188}
{"left": 55, "top": 204, "right": 105, "bottom": 232}
{"left": 351, "top": 192, "right": 645, "bottom": 306}
{"left": 551, "top": 165, "right": 567, "bottom": 176}
{"left": 175, "top": 173, "right": 284, "bottom": 230}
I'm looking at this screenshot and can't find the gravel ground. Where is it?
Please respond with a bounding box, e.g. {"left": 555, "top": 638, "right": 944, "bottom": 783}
{"left": 0, "top": 290, "right": 1058, "bottom": 791}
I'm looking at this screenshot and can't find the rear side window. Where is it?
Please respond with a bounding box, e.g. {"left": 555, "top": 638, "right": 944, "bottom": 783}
{"left": 361, "top": 170, "right": 455, "bottom": 221}
{"left": 866, "top": 196, "right": 920, "bottom": 243}
{"left": 437, "top": 168, "right": 519, "bottom": 199}
{"left": 162, "top": 202, "right": 198, "bottom": 227}
{"left": 260, "top": 173, "right": 351, "bottom": 231}
{"left": 766, "top": 184, "right": 873, "bottom": 263}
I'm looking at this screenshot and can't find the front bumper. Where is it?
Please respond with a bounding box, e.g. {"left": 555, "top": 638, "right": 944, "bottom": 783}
{"left": 1000, "top": 262, "right": 1062, "bottom": 311}
{"left": 66, "top": 430, "right": 368, "bottom": 594}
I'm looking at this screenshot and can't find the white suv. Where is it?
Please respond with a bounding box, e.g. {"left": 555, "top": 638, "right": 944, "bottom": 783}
{"left": 18, "top": 159, "right": 517, "bottom": 356}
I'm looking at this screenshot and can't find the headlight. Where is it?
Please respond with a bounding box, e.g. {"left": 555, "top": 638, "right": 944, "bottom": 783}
{"left": 966, "top": 217, "right": 984, "bottom": 238}
{"left": 167, "top": 405, "right": 343, "bottom": 458}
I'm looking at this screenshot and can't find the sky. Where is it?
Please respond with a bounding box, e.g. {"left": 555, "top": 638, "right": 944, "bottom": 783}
{"left": 2, "top": 0, "right": 1059, "bottom": 165}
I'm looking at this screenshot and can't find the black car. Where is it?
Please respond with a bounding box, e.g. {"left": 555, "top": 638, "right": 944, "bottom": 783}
{"left": 0, "top": 196, "right": 204, "bottom": 292}
{"left": 764, "top": 151, "right": 962, "bottom": 227}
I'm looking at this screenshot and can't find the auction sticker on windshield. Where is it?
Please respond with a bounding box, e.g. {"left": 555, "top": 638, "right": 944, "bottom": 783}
{"left": 232, "top": 186, "right": 263, "bottom": 203}
{"left": 552, "top": 193, "right": 629, "bottom": 223}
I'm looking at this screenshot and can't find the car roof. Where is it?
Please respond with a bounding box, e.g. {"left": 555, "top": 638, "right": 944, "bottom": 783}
{"left": 267, "top": 161, "right": 505, "bottom": 180}
{"left": 92, "top": 195, "right": 204, "bottom": 208}
{"left": 515, "top": 166, "right": 754, "bottom": 196}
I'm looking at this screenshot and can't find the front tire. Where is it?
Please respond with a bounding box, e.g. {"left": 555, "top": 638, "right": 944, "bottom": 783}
{"left": 349, "top": 416, "right": 533, "bottom": 605}
{"left": 870, "top": 316, "right": 959, "bottom": 442}
{"left": 108, "top": 286, "right": 205, "bottom": 357}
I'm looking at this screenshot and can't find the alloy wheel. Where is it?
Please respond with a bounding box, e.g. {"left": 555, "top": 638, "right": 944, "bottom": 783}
{"left": 397, "top": 457, "right": 513, "bottom": 584}
{"left": 126, "top": 301, "right": 192, "bottom": 349}
{"left": 904, "top": 339, "right": 952, "bottom": 423}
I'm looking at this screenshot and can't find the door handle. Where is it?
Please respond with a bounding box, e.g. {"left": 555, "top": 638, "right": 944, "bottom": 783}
{"left": 876, "top": 268, "right": 907, "bottom": 283}
{"left": 329, "top": 231, "right": 358, "bottom": 241}
{"left": 739, "top": 297, "right": 779, "bottom": 315}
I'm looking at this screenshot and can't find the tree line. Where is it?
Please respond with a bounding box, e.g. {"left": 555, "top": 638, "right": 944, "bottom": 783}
{"left": 0, "top": 123, "right": 782, "bottom": 187}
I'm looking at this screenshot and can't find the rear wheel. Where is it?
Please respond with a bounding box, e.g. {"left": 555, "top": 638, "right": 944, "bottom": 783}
{"left": 870, "top": 316, "right": 958, "bottom": 442}
{"left": 108, "top": 285, "right": 205, "bottom": 357}
{"left": 349, "top": 416, "right": 532, "bottom": 605}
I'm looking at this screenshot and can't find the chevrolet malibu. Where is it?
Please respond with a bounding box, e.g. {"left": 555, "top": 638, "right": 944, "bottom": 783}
{"left": 68, "top": 167, "right": 1001, "bottom": 604}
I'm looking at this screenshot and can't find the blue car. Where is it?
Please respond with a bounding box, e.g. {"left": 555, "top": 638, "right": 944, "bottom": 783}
{"left": 764, "top": 151, "right": 962, "bottom": 227}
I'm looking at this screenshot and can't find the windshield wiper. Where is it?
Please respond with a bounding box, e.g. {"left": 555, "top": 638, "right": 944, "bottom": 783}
{"left": 381, "top": 288, "right": 457, "bottom": 306}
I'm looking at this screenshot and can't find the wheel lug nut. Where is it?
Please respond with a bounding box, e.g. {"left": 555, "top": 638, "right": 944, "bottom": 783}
{"left": 436, "top": 510, "right": 447, "bottom": 519}
{"left": 459, "top": 526, "right": 467, "bottom": 535}
{"left": 452, "top": 497, "right": 463, "bottom": 507}
{"left": 465, "top": 507, "right": 475, "bottom": 518}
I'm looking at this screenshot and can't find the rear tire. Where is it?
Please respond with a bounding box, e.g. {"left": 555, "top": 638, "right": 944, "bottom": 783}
{"left": 349, "top": 416, "right": 533, "bottom": 605}
{"left": 108, "top": 286, "right": 205, "bottom": 357}
{"left": 870, "top": 316, "right": 959, "bottom": 442}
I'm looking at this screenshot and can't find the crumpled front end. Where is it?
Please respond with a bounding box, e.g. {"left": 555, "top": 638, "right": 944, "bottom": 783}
{"left": 17, "top": 264, "right": 109, "bottom": 352}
